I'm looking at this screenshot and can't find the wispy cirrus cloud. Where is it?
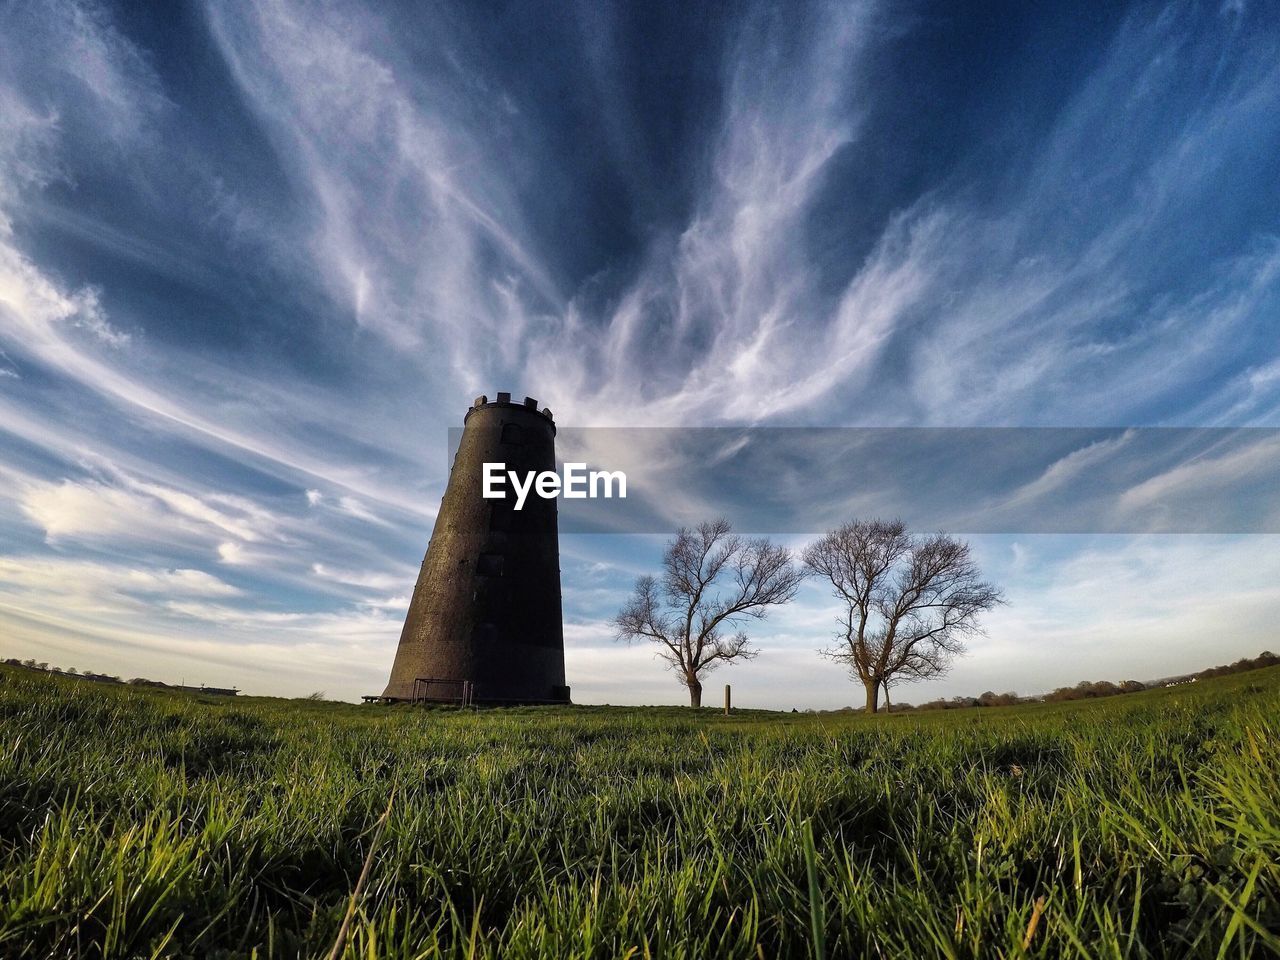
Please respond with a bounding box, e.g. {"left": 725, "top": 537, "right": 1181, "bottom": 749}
{"left": 15, "top": 464, "right": 281, "bottom": 547}
{"left": 0, "top": 557, "right": 240, "bottom": 600}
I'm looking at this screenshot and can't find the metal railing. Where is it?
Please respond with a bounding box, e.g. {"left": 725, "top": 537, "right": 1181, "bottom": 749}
{"left": 411, "top": 678, "right": 474, "bottom": 706}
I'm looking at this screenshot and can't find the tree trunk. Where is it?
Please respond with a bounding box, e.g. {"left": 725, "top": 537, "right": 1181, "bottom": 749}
{"left": 863, "top": 677, "right": 880, "bottom": 715}
{"left": 688, "top": 678, "right": 703, "bottom": 708}
{"left": 882, "top": 681, "right": 892, "bottom": 713}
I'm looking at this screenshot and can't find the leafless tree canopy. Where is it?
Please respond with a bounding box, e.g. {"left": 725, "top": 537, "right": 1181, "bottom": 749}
{"left": 614, "top": 519, "right": 803, "bottom": 707}
{"left": 803, "top": 519, "right": 1004, "bottom": 714}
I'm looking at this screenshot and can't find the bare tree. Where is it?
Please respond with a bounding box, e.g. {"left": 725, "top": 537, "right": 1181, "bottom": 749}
{"left": 614, "top": 519, "right": 803, "bottom": 707}
{"left": 803, "top": 519, "right": 1004, "bottom": 714}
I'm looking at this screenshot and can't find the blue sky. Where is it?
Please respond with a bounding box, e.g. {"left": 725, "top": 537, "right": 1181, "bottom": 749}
{"left": 1, "top": 0, "right": 1279, "bottom": 706}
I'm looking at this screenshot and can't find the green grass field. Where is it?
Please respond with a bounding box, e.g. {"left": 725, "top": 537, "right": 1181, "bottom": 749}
{"left": 0, "top": 664, "right": 1276, "bottom": 958}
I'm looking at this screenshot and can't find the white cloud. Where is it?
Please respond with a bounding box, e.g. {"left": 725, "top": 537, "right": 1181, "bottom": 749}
{"left": 1006, "top": 432, "right": 1136, "bottom": 506}
{"left": 311, "top": 562, "right": 407, "bottom": 591}
{"left": 0, "top": 30, "right": 440, "bottom": 525}
{"left": 359, "top": 594, "right": 408, "bottom": 611}
{"left": 0, "top": 553, "right": 397, "bottom": 696}
{"left": 0, "top": 234, "right": 439, "bottom": 518}
{"left": 20, "top": 478, "right": 152, "bottom": 540}
{"left": 0, "top": 556, "right": 239, "bottom": 599}
{"left": 1116, "top": 432, "right": 1280, "bottom": 521}
{"left": 335, "top": 496, "right": 386, "bottom": 525}
{"left": 18, "top": 470, "right": 280, "bottom": 548}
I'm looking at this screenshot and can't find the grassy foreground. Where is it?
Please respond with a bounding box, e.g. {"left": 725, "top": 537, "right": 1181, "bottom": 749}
{"left": 0, "top": 665, "right": 1277, "bottom": 958}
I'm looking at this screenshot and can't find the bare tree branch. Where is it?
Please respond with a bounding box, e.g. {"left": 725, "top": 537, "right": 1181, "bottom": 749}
{"left": 804, "top": 519, "right": 1004, "bottom": 714}
{"left": 614, "top": 519, "right": 802, "bottom": 706}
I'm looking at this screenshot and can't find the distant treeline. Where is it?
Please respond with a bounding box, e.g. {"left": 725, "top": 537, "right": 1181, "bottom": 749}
{"left": 1, "top": 659, "right": 239, "bottom": 695}
{"left": 7, "top": 650, "right": 1279, "bottom": 711}
{"left": 887, "top": 650, "right": 1278, "bottom": 712}
{"left": 3, "top": 658, "right": 129, "bottom": 685}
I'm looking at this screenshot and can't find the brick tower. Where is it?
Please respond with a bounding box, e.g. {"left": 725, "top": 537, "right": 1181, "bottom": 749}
{"left": 381, "top": 393, "right": 569, "bottom": 704}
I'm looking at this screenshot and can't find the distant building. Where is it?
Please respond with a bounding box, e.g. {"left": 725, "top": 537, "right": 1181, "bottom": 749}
{"left": 173, "top": 684, "right": 240, "bottom": 697}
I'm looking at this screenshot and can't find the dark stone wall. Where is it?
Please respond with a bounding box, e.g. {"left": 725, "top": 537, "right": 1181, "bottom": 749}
{"left": 381, "top": 395, "right": 568, "bottom": 703}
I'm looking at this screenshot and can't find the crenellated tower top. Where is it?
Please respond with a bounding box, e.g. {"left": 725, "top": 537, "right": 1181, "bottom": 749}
{"left": 465, "top": 391, "right": 555, "bottom": 428}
